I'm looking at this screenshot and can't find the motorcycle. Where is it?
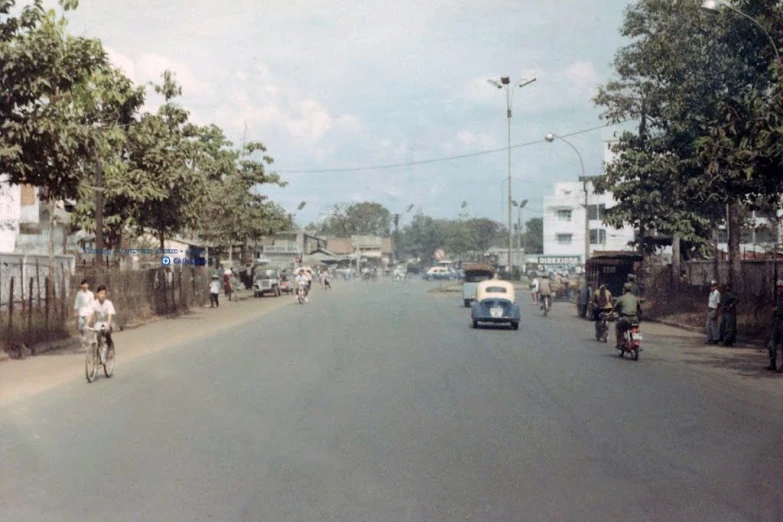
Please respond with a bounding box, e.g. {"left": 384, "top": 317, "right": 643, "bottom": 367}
{"left": 393, "top": 272, "right": 405, "bottom": 282}
{"left": 595, "top": 311, "right": 613, "bottom": 342}
{"left": 296, "top": 285, "right": 307, "bottom": 304}
{"left": 617, "top": 320, "right": 642, "bottom": 360}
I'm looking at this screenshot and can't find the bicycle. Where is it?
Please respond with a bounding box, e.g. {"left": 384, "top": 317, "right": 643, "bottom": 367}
{"left": 84, "top": 325, "right": 115, "bottom": 383}
{"left": 540, "top": 294, "right": 552, "bottom": 317}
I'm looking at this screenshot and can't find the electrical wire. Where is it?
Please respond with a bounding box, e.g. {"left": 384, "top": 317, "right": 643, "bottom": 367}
{"left": 275, "top": 122, "right": 621, "bottom": 174}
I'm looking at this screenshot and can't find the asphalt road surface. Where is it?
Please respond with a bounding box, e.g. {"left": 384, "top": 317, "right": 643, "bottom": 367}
{"left": 2, "top": 279, "right": 783, "bottom": 521}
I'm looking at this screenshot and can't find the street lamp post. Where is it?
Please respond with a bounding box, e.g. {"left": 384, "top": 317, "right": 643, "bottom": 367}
{"left": 488, "top": 75, "right": 537, "bottom": 272}
{"left": 512, "top": 199, "right": 528, "bottom": 269}
{"left": 545, "top": 133, "right": 589, "bottom": 264}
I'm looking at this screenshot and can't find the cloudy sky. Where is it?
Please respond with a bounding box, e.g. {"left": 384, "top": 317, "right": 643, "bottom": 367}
{"left": 52, "top": 0, "right": 636, "bottom": 226}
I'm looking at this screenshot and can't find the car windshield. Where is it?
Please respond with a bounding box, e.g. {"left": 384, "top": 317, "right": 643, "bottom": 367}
{"left": 259, "top": 270, "right": 278, "bottom": 278}
{"left": 485, "top": 286, "right": 507, "bottom": 293}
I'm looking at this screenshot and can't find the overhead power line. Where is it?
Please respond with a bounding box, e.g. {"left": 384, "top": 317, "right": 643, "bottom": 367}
{"left": 276, "top": 122, "right": 621, "bottom": 174}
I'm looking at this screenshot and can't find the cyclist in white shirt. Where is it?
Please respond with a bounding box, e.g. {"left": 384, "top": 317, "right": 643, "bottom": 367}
{"left": 73, "top": 278, "right": 94, "bottom": 336}
{"left": 295, "top": 271, "right": 309, "bottom": 302}
{"left": 87, "top": 285, "right": 116, "bottom": 350}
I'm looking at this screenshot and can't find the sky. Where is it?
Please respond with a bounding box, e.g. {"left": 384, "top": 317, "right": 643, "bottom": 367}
{"left": 47, "top": 0, "right": 637, "bottom": 227}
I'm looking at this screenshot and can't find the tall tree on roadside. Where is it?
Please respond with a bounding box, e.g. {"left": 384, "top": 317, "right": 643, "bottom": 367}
{"left": 0, "top": 0, "right": 108, "bottom": 291}
{"left": 127, "top": 71, "right": 206, "bottom": 249}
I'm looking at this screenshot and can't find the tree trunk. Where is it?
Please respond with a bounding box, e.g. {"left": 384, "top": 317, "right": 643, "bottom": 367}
{"left": 638, "top": 221, "right": 645, "bottom": 277}
{"left": 159, "top": 230, "right": 165, "bottom": 251}
{"left": 712, "top": 217, "right": 720, "bottom": 284}
{"left": 48, "top": 197, "right": 56, "bottom": 306}
{"left": 671, "top": 234, "right": 681, "bottom": 293}
{"left": 728, "top": 201, "right": 741, "bottom": 290}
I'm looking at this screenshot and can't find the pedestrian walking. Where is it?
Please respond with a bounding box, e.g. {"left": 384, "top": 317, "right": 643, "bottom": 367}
{"left": 530, "top": 275, "right": 540, "bottom": 305}
{"left": 223, "top": 267, "right": 233, "bottom": 302}
{"left": 719, "top": 283, "right": 737, "bottom": 346}
{"left": 766, "top": 280, "right": 783, "bottom": 372}
{"left": 706, "top": 280, "right": 721, "bottom": 344}
{"left": 209, "top": 275, "right": 220, "bottom": 308}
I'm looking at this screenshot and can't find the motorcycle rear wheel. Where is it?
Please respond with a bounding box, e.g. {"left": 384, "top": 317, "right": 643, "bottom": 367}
{"left": 632, "top": 347, "right": 640, "bottom": 361}
{"left": 617, "top": 349, "right": 624, "bottom": 357}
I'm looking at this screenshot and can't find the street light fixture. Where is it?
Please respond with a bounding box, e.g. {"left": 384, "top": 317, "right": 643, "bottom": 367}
{"left": 545, "top": 133, "right": 590, "bottom": 264}
{"left": 488, "top": 73, "right": 537, "bottom": 271}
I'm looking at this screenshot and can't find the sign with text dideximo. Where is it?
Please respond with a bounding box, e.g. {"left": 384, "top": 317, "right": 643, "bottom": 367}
{"left": 537, "top": 256, "right": 581, "bottom": 265}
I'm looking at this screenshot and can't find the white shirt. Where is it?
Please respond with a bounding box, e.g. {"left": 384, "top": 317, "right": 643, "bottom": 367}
{"left": 531, "top": 279, "right": 539, "bottom": 292}
{"left": 296, "top": 275, "right": 308, "bottom": 287}
{"left": 73, "top": 290, "right": 95, "bottom": 317}
{"left": 91, "top": 298, "right": 116, "bottom": 324}
{"left": 708, "top": 289, "right": 720, "bottom": 309}
{"left": 209, "top": 280, "right": 221, "bottom": 293}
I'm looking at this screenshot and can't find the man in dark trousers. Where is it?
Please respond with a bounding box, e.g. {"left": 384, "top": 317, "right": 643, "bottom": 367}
{"left": 767, "top": 280, "right": 783, "bottom": 372}
{"left": 719, "top": 283, "right": 738, "bottom": 347}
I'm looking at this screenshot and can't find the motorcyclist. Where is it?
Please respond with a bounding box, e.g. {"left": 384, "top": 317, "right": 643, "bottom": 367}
{"left": 614, "top": 282, "right": 640, "bottom": 349}
{"left": 592, "top": 284, "right": 614, "bottom": 337}
{"left": 539, "top": 274, "right": 552, "bottom": 310}
{"left": 295, "top": 270, "right": 309, "bottom": 302}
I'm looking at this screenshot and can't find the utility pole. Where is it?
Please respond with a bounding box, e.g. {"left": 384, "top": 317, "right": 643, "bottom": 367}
{"left": 488, "top": 75, "right": 537, "bottom": 272}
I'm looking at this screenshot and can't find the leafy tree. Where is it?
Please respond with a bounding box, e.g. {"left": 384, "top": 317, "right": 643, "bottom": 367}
{"left": 0, "top": 0, "right": 108, "bottom": 287}
{"left": 312, "top": 202, "right": 392, "bottom": 236}
{"left": 523, "top": 217, "right": 543, "bottom": 254}
{"left": 127, "top": 71, "right": 207, "bottom": 249}
{"left": 69, "top": 64, "right": 145, "bottom": 254}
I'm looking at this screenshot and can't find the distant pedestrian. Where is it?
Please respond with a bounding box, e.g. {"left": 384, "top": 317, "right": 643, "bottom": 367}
{"left": 530, "top": 275, "right": 540, "bottom": 304}
{"left": 73, "top": 279, "right": 95, "bottom": 335}
{"left": 719, "top": 283, "right": 737, "bottom": 346}
{"left": 209, "top": 275, "right": 220, "bottom": 308}
{"left": 706, "top": 280, "right": 721, "bottom": 344}
{"left": 223, "top": 268, "right": 233, "bottom": 302}
{"left": 766, "top": 280, "right": 783, "bottom": 372}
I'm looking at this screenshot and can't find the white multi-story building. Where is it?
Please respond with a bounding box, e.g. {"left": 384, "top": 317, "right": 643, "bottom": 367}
{"left": 542, "top": 140, "right": 636, "bottom": 262}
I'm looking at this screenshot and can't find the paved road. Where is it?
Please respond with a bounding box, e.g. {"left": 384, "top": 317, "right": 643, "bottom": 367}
{"left": 2, "top": 279, "right": 783, "bottom": 521}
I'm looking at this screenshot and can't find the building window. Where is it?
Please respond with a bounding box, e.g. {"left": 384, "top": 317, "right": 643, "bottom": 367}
{"left": 740, "top": 227, "right": 753, "bottom": 244}
{"left": 588, "top": 204, "right": 606, "bottom": 221}
{"left": 20, "top": 184, "right": 35, "bottom": 206}
{"left": 589, "top": 229, "right": 607, "bottom": 245}
{"left": 754, "top": 209, "right": 779, "bottom": 220}
{"left": 556, "top": 209, "right": 572, "bottom": 222}
{"left": 556, "top": 233, "right": 573, "bottom": 245}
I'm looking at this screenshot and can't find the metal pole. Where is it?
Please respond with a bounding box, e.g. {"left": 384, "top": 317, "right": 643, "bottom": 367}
{"left": 506, "top": 88, "right": 513, "bottom": 272}
{"left": 584, "top": 180, "right": 590, "bottom": 263}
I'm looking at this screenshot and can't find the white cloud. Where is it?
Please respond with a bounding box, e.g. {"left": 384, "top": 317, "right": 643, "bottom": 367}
{"left": 105, "top": 47, "right": 136, "bottom": 83}
{"left": 565, "top": 61, "right": 599, "bottom": 88}
{"left": 236, "top": 71, "right": 248, "bottom": 80}
{"left": 136, "top": 53, "right": 214, "bottom": 98}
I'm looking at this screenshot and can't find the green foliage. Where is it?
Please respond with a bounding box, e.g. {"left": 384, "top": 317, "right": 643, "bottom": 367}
{"left": 313, "top": 202, "right": 392, "bottom": 236}
{"left": 594, "top": 0, "right": 783, "bottom": 258}
{"left": 524, "top": 217, "right": 543, "bottom": 254}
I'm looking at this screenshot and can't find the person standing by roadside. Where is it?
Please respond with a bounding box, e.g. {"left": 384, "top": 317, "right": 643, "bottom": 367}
{"left": 719, "top": 283, "right": 737, "bottom": 347}
{"left": 209, "top": 275, "right": 220, "bottom": 308}
{"left": 223, "top": 267, "right": 233, "bottom": 302}
{"left": 73, "top": 279, "right": 94, "bottom": 337}
{"left": 766, "top": 280, "right": 783, "bottom": 372}
{"left": 706, "top": 280, "right": 721, "bottom": 345}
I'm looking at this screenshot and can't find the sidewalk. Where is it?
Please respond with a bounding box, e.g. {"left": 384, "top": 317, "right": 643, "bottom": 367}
{"left": 0, "top": 289, "right": 287, "bottom": 407}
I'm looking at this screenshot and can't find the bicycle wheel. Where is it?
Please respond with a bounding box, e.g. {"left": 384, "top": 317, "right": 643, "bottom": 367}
{"left": 103, "top": 340, "right": 115, "bottom": 378}
{"left": 85, "top": 342, "right": 98, "bottom": 383}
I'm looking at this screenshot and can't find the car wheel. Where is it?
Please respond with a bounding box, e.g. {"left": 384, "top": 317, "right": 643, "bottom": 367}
{"left": 472, "top": 320, "right": 478, "bottom": 328}
{"left": 511, "top": 322, "right": 519, "bottom": 330}
{"left": 464, "top": 299, "right": 471, "bottom": 308}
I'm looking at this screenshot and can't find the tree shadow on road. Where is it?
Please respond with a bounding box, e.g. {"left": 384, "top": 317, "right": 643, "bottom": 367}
{"left": 679, "top": 348, "right": 781, "bottom": 380}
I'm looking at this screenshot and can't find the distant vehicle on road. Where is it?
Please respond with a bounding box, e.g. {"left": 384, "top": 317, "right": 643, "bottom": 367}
{"left": 423, "top": 266, "right": 457, "bottom": 281}
{"left": 471, "top": 280, "right": 520, "bottom": 330}
{"left": 576, "top": 252, "right": 643, "bottom": 319}
{"left": 253, "top": 267, "right": 282, "bottom": 297}
{"left": 462, "top": 263, "right": 496, "bottom": 308}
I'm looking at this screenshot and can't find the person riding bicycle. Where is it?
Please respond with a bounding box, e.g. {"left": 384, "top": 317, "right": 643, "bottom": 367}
{"left": 538, "top": 274, "right": 552, "bottom": 310}
{"left": 614, "top": 283, "right": 640, "bottom": 348}
{"left": 86, "top": 285, "right": 116, "bottom": 357}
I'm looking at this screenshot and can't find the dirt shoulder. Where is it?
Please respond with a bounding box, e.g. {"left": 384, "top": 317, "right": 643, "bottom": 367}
{"left": 0, "top": 291, "right": 292, "bottom": 407}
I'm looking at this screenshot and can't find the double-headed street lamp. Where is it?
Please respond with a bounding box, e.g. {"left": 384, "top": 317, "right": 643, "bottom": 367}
{"left": 488, "top": 75, "right": 537, "bottom": 271}
{"left": 545, "top": 133, "right": 590, "bottom": 264}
